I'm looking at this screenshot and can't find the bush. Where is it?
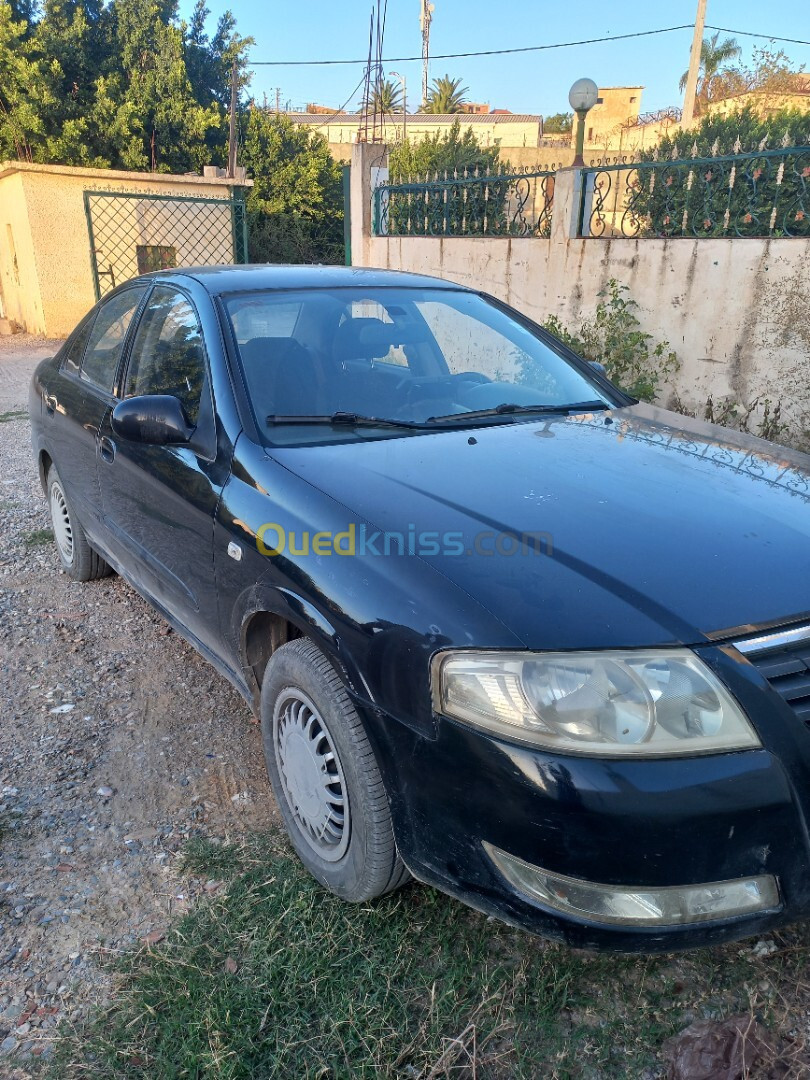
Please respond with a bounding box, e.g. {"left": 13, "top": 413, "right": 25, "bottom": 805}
{"left": 633, "top": 106, "right": 810, "bottom": 238}
{"left": 386, "top": 120, "right": 510, "bottom": 236}
{"left": 542, "top": 280, "right": 679, "bottom": 402}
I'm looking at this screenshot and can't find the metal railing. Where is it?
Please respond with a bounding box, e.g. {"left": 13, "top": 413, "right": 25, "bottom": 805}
{"left": 373, "top": 168, "right": 555, "bottom": 238}
{"left": 578, "top": 144, "right": 810, "bottom": 239}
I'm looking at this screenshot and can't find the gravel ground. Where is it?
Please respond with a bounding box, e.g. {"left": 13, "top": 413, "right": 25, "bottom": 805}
{"left": 0, "top": 339, "right": 277, "bottom": 1072}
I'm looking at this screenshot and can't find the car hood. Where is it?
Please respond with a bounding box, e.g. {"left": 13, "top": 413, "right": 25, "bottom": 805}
{"left": 272, "top": 403, "right": 810, "bottom": 649}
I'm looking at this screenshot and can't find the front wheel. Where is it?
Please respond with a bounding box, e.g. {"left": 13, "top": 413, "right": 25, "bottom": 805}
{"left": 47, "top": 465, "right": 112, "bottom": 582}
{"left": 260, "top": 637, "right": 410, "bottom": 901}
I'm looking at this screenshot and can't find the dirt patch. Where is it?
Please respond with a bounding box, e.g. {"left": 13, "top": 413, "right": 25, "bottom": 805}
{"left": 0, "top": 360, "right": 278, "bottom": 1071}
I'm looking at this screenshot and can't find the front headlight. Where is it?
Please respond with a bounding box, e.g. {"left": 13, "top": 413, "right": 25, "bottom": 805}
{"left": 431, "top": 649, "right": 760, "bottom": 756}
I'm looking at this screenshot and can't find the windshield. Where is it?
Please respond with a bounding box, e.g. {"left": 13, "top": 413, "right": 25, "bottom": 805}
{"left": 223, "top": 287, "right": 614, "bottom": 441}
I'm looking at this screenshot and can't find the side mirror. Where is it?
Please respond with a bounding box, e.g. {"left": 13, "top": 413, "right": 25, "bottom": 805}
{"left": 589, "top": 361, "right": 607, "bottom": 376}
{"left": 111, "top": 395, "right": 193, "bottom": 445}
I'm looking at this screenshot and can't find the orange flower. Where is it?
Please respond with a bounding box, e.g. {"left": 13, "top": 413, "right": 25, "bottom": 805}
{"left": 703, "top": 218, "right": 712, "bottom": 229}
{"left": 743, "top": 213, "right": 752, "bottom": 223}
{"left": 704, "top": 170, "right": 713, "bottom": 181}
{"left": 753, "top": 168, "right": 762, "bottom": 180}
{"left": 796, "top": 210, "right": 806, "bottom": 221}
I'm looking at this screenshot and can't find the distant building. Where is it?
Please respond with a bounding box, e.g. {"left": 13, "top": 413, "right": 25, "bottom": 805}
{"left": 704, "top": 77, "right": 810, "bottom": 120}
{"left": 282, "top": 111, "right": 543, "bottom": 152}
{"left": 577, "top": 87, "right": 643, "bottom": 148}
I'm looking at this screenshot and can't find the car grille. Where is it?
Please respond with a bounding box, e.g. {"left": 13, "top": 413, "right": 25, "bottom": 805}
{"left": 736, "top": 625, "right": 810, "bottom": 728}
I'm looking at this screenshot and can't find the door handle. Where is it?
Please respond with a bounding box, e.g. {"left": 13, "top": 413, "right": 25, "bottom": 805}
{"left": 99, "top": 435, "right": 116, "bottom": 463}
{"left": 44, "top": 393, "right": 56, "bottom": 415}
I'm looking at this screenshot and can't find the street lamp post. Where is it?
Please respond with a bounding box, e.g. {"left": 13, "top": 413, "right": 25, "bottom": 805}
{"left": 390, "top": 71, "right": 407, "bottom": 144}
{"left": 568, "top": 78, "right": 599, "bottom": 167}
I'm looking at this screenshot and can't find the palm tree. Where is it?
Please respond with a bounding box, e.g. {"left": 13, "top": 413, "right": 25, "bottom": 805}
{"left": 424, "top": 75, "right": 469, "bottom": 114}
{"left": 366, "top": 78, "right": 404, "bottom": 115}
{"left": 679, "top": 32, "right": 742, "bottom": 109}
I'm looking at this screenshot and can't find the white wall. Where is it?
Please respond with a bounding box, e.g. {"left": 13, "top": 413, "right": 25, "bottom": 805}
{"left": 351, "top": 150, "right": 810, "bottom": 440}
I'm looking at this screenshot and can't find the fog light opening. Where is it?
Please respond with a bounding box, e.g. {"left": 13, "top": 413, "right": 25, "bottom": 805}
{"left": 483, "top": 843, "right": 780, "bottom": 927}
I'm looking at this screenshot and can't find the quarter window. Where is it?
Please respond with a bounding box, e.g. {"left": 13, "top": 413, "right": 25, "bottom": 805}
{"left": 80, "top": 289, "right": 144, "bottom": 393}
{"left": 62, "top": 315, "right": 96, "bottom": 376}
{"left": 125, "top": 287, "right": 208, "bottom": 426}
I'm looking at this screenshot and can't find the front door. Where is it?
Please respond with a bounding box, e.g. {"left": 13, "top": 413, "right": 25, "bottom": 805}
{"left": 96, "top": 285, "right": 228, "bottom": 655}
{"left": 46, "top": 287, "right": 147, "bottom": 545}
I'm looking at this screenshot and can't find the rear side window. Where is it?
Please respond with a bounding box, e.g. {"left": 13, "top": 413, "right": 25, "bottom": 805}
{"left": 80, "top": 288, "right": 144, "bottom": 394}
{"left": 125, "top": 287, "right": 208, "bottom": 426}
{"left": 62, "top": 315, "right": 96, "bottom": 376}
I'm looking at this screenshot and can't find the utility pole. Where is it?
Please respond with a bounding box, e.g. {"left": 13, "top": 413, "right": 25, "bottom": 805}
{"left": 681, "top": 0, "right": 707, "bottom": 128}
{"left": 420, "top": 0, "right": 434, "bottom": 107}
{"left": 227, "top": 59, "right": 238, "bottom": 178}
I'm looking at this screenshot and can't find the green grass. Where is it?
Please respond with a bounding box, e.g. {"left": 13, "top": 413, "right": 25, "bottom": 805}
{"left": 0, "top": 409, "right": 27, "bottom": 423}
{"left": 47, "top": 833, "right": 810, "bottom": 1079}
{"left": 23, "top": 527, "right": 54, "bottom": 547}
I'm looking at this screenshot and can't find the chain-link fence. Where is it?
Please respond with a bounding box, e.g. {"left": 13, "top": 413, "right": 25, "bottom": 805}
{"left": 84, "top": 190, "right": 249, "bottom": 299}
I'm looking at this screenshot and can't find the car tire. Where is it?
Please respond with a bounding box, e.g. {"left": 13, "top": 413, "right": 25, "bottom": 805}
{"left": 47, "top": 465, "right": 112, "bottom": 582}
{"left": 260, "top": 637, "right": 411, "bottom": 901}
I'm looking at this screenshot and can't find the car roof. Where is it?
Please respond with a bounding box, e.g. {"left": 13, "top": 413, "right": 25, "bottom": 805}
{"left": 142, "top": 264, "right": 471, "bottom": 295}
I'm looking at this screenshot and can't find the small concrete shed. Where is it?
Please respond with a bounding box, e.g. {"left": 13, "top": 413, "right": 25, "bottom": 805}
{"left": 0, "top": 162, "right": 250, "bottom": 337}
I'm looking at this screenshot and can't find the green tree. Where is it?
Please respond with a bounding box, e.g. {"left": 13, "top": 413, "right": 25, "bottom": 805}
{"left": 543, "top": 112, "right": 573, "bottom": 135}
{"left": 424, "top": 74, "right": 468, "bottom": 113}
{"left": 0, "top": 0, "right": 250, "bottom": 170}
{"left": 184, "top": 0, "right": 252, "bottom": 108}
{"left": 240, "top": 109, "right": 344, "bottom": 263}
{"left": 679, "top": 32, "right": 742, "bottom": 110}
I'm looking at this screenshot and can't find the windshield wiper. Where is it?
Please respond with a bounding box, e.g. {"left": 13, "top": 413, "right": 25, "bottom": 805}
{"left": 266, "top": 411, "right": 436, "bottom": 430}
{"left": 427, "top": 400, "right": 610, "bottom": 423}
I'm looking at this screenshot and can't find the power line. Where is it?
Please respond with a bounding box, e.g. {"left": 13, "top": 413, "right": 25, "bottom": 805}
{"left": 250, "top": 25, "right": 693, "bottom": 66}
{"left": 705, "top": 25, "right": 810, "bottom": 48}
{"left": 248, "top": 23, "right": 810, "bottom": 67}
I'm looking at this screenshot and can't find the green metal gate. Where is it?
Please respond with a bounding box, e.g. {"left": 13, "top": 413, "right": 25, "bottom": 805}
{"left": 83, "top": 190, "right": 249, "bottom": 300}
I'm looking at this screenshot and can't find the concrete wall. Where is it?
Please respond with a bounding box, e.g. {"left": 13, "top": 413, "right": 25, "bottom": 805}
{"left": 352, "top": 148, "right": 810, "bottom": 434}
{"left": 0, "top": 162, "right": 249, "bottom": 336}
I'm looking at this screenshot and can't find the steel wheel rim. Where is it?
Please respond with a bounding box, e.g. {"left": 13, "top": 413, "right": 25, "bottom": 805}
{"left": 273, "top": 688, "right": 350, "bottom": 862}
{"left": 49, "top": 481, "right": 74, "bottom": 564}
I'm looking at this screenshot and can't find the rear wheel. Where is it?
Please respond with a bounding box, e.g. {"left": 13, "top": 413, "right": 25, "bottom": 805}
{"left": 47, "top": 465, "right": 112, "bottom": 582}
{"left": 260, "top": 637, "right": 410, "bottom": 901}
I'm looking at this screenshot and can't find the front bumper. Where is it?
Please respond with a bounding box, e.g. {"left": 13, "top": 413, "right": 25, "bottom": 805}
{"left": 356, "top": 645, "right": 810, "bottom": 952}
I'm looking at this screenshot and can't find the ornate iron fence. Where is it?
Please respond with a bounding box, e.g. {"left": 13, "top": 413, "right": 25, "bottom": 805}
{"left": 84, "top": 189, "right": 249, "bottom": 300}
{"left": 579, "top": 144, "right": 810, "bottom": 239}
{"left": 373, "top": 168, "right": 555, "bottom": 238}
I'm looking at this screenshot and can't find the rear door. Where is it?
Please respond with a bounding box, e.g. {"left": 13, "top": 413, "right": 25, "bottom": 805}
{"left": 45, "top": 287, "right": 147, "bottom": 544}
{"left": 96, "top": 284, "right": 229, "bottom": 654}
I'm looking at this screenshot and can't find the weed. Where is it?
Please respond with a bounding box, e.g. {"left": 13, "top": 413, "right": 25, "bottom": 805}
{"left": 23, "top": 528, "right": 54, "bottom": 548}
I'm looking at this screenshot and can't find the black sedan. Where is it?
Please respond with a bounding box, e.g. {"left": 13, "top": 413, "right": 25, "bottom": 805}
{"left": 29, "top": 265, "right": 810, "bottom": 952}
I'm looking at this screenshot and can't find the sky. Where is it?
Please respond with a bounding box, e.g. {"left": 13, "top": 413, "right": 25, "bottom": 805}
{"left": 179, "top": 0, "right": 809, "bottom": 118}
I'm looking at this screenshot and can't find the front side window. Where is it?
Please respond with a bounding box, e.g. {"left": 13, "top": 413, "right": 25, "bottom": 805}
{"left": 125, "top": 287, "right": 208, "bottom": 426}
{"left": 80, "top": 288, "right": 145, "bottom": 393}
{"left": 223, "top": 287, "right": 613, "bottom": 443}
